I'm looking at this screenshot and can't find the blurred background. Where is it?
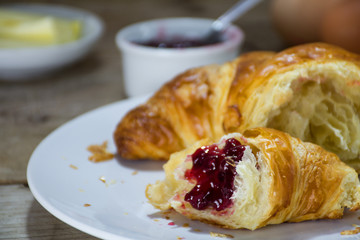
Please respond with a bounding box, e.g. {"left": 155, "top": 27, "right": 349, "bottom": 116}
{"left": 1, "top": 0, "right": 359, "bottom": 238}
{"left": 0, "top": 0, "right": 283, "bottom": 184}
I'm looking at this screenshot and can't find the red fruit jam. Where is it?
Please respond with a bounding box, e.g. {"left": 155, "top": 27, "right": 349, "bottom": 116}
{"left": 184, "top": 138, "right": 246, "bottom": 211}
{"left": 134, "top": 36, "right": 222, "bottom": 49}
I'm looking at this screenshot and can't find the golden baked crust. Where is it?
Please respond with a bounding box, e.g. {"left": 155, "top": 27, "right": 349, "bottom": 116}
{"left": 114, "top": 42, "right": 360, "bottom": 169}
{"left": 146, "top": 128, "right": 360, "bottom": 230}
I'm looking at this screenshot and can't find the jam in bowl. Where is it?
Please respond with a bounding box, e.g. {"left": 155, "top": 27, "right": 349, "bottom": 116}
{"left": 116, "top": 18, "right": 244, "bottom": 97}
{"left": 134, "top": 35, "right": 223, "bottom": 49}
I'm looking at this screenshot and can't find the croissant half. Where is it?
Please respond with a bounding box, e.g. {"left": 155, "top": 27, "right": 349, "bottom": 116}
{"left": 146, "top": 128, "right": 360, "bottom": 230}
{"left": 114, "top": 43, "right": 360, "bottom": 170}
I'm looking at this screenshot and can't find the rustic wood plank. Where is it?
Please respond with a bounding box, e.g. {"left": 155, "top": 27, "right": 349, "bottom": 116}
{"left": 0, "top": 184, "right": 97, "bottom": 239}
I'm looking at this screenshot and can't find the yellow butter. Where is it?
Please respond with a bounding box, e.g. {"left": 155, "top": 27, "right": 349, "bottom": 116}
{"left": 0, "top": 8, "right": 82, "bottom": 48}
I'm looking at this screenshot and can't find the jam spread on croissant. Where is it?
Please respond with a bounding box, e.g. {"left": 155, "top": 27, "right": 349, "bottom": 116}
{"left": 184, "top": 138, "right": 245, "bottom": 211}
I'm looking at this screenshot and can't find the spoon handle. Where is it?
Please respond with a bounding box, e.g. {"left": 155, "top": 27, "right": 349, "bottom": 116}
{"left": 212, "top": 0, "right": 263, "bottom": 31}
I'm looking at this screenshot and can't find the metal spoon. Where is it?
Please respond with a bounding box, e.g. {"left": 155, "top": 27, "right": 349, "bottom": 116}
{"left": 205, "top": 0, "right": 263, "bottom": 44}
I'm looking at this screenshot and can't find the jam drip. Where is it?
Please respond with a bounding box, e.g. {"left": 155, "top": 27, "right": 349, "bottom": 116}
{"left": 184, "top": 138, "right": 246, "bottom": 211}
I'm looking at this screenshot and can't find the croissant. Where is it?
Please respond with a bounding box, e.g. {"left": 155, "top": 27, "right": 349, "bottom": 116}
{"left": 146, "top": 128, "right": 360, "bottom": 230}
{"left": 114, "top": 42, "right": 360, "bottom": 170}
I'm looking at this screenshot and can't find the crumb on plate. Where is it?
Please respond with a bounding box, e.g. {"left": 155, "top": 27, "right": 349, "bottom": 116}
{"left": 87, "top": 141, "right": 114, "bottom": 162}
{"left": 210, "top": 232, "right": 234, "bottom": 238}
{"left": 99, "top": 176, "right": 106, "bottom": 183}
{"left": 341, "top": 227, "right": 360, "bottom": 235}
{"left": 108, "top": 179, "right": 116, "bottom": 185}
{"left": 69, "top": 164, "right": 78, "bottom": 170}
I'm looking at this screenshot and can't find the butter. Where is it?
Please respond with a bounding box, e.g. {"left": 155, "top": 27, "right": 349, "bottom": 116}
{"left": 0, "top": 8, "right": 82, "bottom": 48}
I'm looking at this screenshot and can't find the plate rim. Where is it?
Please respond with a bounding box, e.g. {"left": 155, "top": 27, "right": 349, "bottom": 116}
{"left": 26, "top": 95, "right": 148, "bottom": 240}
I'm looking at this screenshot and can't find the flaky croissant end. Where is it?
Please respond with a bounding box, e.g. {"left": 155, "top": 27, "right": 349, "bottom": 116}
{"left": 146, "top": 128, "right": 360, "bottom": 230}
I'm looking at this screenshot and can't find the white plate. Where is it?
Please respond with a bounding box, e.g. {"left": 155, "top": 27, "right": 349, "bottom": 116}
{"left": 27, "top": 95, "right": 360, "bottom": 240}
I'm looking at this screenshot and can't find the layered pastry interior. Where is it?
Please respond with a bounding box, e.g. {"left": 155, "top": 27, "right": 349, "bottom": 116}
{"left": 268, "top": 80, "right": 360, "bottom": 161}
{"left": 240, "top": 62, "right": 360, "bottom": 169}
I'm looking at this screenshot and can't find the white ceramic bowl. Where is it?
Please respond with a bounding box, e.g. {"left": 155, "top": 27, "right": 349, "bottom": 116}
{"left": 0, "top": 4, "right": 104, "bottom": 81}
{"left": 116, "top": 18, "right": 244, "bottom": 97}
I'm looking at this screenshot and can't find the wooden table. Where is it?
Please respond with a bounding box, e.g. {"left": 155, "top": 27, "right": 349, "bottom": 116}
{"left": 0, "top": 0, "right": 284, "bottom": 238}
